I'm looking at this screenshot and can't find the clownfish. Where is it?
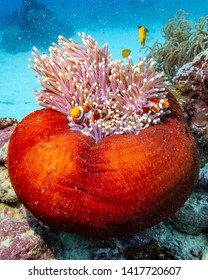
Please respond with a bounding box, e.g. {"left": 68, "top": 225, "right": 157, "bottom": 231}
{"left": 138, "top": 26, "right": 148, "bottom": 46}
{"left": 122, "top": 49, "right": 131, "bottom": 58}
{"left": 150, "top": 98, "right": 169, "bottom": 113}
{"left": 138, "top": 98, "right": 169, "bottom": 115}
{"left": 70, "top": 105, "right": 90, "bottom": 124}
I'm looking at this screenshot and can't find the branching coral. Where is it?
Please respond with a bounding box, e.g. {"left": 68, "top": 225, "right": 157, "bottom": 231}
{"left": 145, "top": 10, "right": 208, "bottom": 77}
{"left": 29, "top": 33, "right": 170, "bottom": 143}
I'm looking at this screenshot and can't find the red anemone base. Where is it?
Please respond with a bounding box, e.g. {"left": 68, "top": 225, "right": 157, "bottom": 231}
{"left": 8, "top": 94, "right": 199, "bottom": 238}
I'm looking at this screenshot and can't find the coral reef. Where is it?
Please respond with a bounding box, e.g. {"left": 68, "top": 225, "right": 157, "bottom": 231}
{"left": 145, "top": 10, "right": 208, "bottom": 77}
{"left": 173, "top": 49, "right": 208, "bottom": 166}
{"left": 7, "top": 34, "right": 199, "bottom": 238}
{"left": 1, "top": 0, "right": 74, "bottom": 53}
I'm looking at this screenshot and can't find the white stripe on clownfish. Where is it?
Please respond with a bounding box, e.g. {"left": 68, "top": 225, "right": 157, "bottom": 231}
{"left": 150, "top": 98, "right": 169, "bottom": 114}
{"left": 70, "top": 105, "right": 91, "bottom": 124}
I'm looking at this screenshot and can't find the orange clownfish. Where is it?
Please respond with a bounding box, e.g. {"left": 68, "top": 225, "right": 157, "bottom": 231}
{"left": 70, "top": 105, "right": 90, "bottom": 124}
{"left": 138, "top": 26, "right": 148, "bottom": 46}
{"left": 122, "top": 49, "right": 131, "bottom": 58}
{"left": 150, "top": 98, "right": 169, "bottom": 113}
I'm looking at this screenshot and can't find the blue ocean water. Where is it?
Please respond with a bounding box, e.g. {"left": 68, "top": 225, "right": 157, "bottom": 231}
{"left": 0, "top": 0, "right": 207, "bottom": 120}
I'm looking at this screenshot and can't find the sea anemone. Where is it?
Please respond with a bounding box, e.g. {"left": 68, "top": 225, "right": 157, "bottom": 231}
{"left": 29, "top": 33, "right": 170, "bottom": 143}
{"left": 144, "top": 11, "right": 208, "bottom": 77}
{"left": 7, "top": 33, "right": 199, "bottom": 238}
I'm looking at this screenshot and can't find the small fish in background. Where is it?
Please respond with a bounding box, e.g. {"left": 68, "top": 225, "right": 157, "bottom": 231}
{"left": 122, "top": 49, "right": 132, "bottom": 58}
{"left": 138, "top": 25, "right": 148, "bottom": 46}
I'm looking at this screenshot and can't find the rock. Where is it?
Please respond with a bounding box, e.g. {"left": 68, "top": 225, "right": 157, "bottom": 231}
{"left": 0, "top": 117, "right": 17, "bottom": 165}
{"left": 92, "top": 247, "right": 124, "bottom": 260}
{"left": 81, "top": 236, "right": 116, "bottom": 249}
{"left": 124, "top": 239, "right": 175, "bottom": 260}
{"left": 202, "top": 250, "right": 208, "bottom": 260}
{"left": 0, "top": 118, "right": 17, "bottom": 130}
{"left": 170, "top": 191, "right": 208, "bottom": 235}
{"left": 173, "top": 50, "right": 208, "bottom": 166}
{"left": 173, "top": 50, "right": 208, "bottom": 97}
{"left": 0, "top": 118, "right": 18, "bottom": 203}
{"left": 156, "top": 221, "right": 208, "bottom": 260}
{"left": 0, "top": 203, "right": 61, "bottom": 260}
{"left": 196, "top": 162, "right": 208, "bottom": 189}
{"left": 57, "top": 233, "right": 92, "bottom": 260}
{"left": 0, "top": 166, "right": 17, "bottom": 203}
{"left": 120, "top": 227, "right": 157, "bottom": 248}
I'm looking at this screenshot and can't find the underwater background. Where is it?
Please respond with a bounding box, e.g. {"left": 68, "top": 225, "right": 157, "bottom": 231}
{"left": 0, "top": 0, "right": 208, "bottom": 260}
{"left": 0, "top": 0, "right": 207, "bottom": 120}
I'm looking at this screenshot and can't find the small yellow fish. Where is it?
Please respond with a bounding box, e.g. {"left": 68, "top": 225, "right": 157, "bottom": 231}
{"left": 138, "top": 26, "right": 148, "bottom": 46}
{"left": 122, "top": 49, "right": 131, "bottom": 58}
